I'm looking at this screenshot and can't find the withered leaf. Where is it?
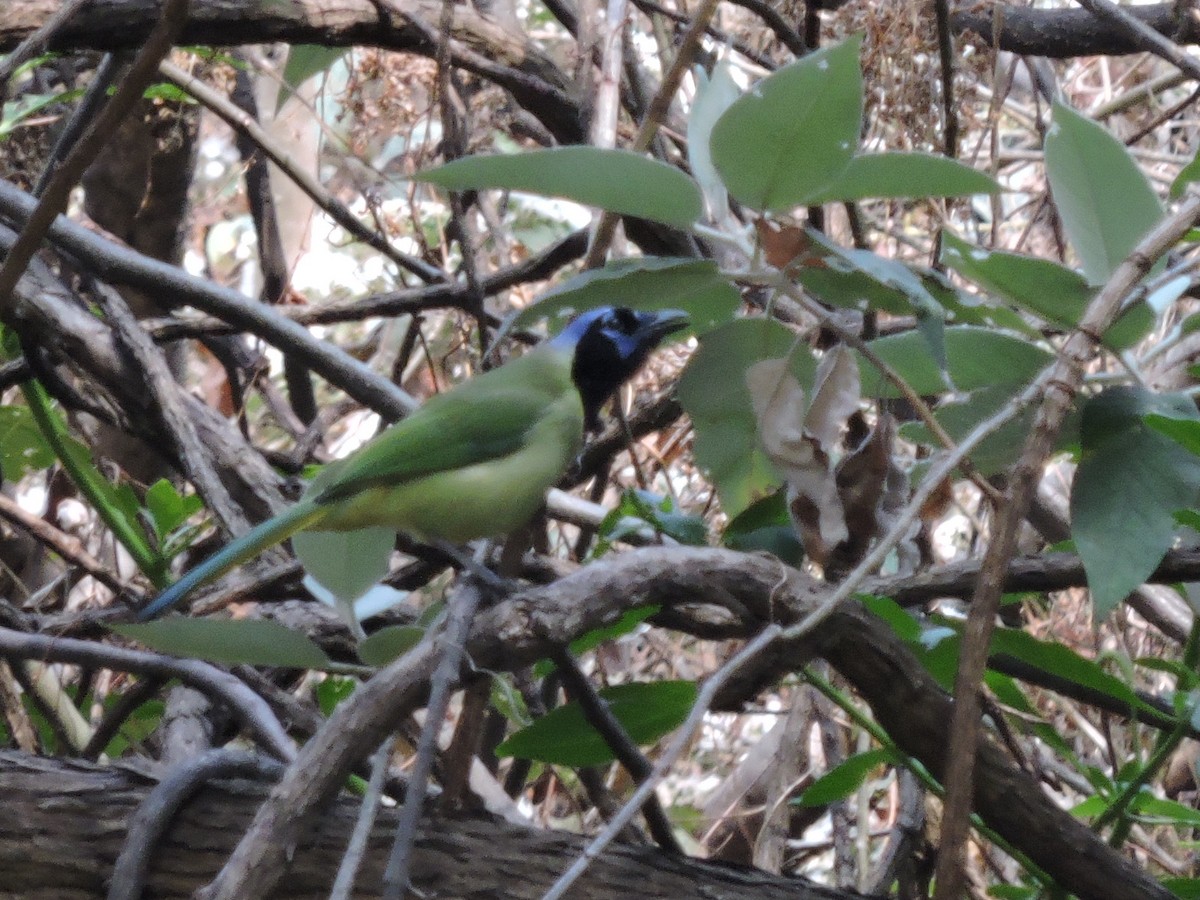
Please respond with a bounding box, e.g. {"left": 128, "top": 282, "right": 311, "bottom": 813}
{"left": 745, "top": 348, "right": 864, "bottom": 566}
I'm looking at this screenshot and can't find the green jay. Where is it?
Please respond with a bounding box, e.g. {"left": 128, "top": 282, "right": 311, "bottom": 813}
{"left": 138, "top": 306, "right": 688, "bottom": 619}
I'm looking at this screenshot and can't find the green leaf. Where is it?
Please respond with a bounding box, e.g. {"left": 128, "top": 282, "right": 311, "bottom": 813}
{"left": 113, "top": 619, "right": 330, "bottom": 668}
{"left": 940, "top": 232, "right": 1092, "bottom": 325}
{"left": 0, "top": 404, "right": 54, "bottom": 479}
{"left": 859, "top": 326, "right": 1053, "bottom": 398}
{"left": 358, "top": 625, "right": 426, "bottom": 667}
{"left": 276, "top": 44, "right": 347, "bottom": 112}
{"left": 678, "top": 319, "right": 818, "bottom": 517}
{"left": 901, "top": 383, "right": 1080, "bottom": 476}
{"left": 142, "top": 83, "right": 194, "bottom": 104}
{"left": 144, "top": 479, "right": 203, "bottom": 542}
{"left": 292, "top": 526, "right": 395, "bottom": 602}
{"left": 859, "top": 594, "right": 923, "bottom": 642}
{"left": 417, "top": 147, "right": 703, "bottom": 229}
{"left": 490, "top": 674, "right": 531, "bottom": 725}
{"left": 1172, "top": 150, "right": 1200, "bottom": 199}
{"left": 1162, "top": 878, "right": 1200, "bottom": 900}
{"left": 101, "top": 697, "right": 163, "bottom": 757}
{"left": 1104, "top": 302, "right": 1157, "bottom": 351}
{"left": 806, "top": 152, "right": 998, "bottom": 203}
{"left": 985, "top": 671, "right": 1077, "bottom": 759}
{"left": 1177, "top": 508, "right": 1200, "bottom": 534}
{"left": 722, "top": 490, "right": 804, "bottom": 565}
{"left": 1045, "top": 101, "right": 1164, "bottom": 284}
{"left": 1146, "top": 412, "right": 1200, "bottom": 457}
{"left": 798, "top": 231, "right": 948, "bottom": 322}
{"left": 989, "top": 628, "right": 1140, "bottom": 710}
{"left": 797, "top": 747, "right": 894, "bottom": 806}
{"left": 593, "top": 490, "right": 707, "bottom": 556}
{"left": 58, "top": 434, "right": 153, "bottom": 551}
{"left": 16, "top": 376, "right": 165, "bottom": 584}
{"left": 1129, "top": 793, "right": 1200, "bottom": 828}
{"left": 939, "top": 232, "right": 1152, "bottom": 349}
{"left": 1071, "top": 794, "right": 1110, "bottom": 818}
{"left": 985, "top": 669, "right": 1036, "bottom": 715}
{"left": 1071, "top": 387, "right": 1200, "bottom": 618}
{"left": 316, "top": 676, "right": 357, "bottom": 715}
{"left": 796, "top": 257, "right": 911, "bottom": 315}
{"left": 535, "top": 606, "right": 662, "bottom": 679}
{"left": 571, "top": 606, "right": 660, "bottom": 657}
{"left": 923, "top": 269, "right": 1041, "bottom": 336}
{"left": 710, "top": 36, "right": 862, "bottom": 211}
{"left": 519, "top": 258, "right": 738, "bottom": 335}
{"left": 0, "top": 88, "right": 84, "bottom": 138}
{"left": 495, "top": 680, "right": 697, "bottom": 766}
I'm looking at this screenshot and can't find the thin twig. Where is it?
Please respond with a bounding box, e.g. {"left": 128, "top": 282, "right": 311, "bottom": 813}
{"left": 79, "top": 675, "right": 167, "bottom": 760}
{"left": 329, "top": 741, "right": 393, "bottom": 900}
{"left": 538, "top": 624, "right": 782, "bottom": 900}
{"left": 583, "top": 0, "right": 720, "bottom": 265}
{"left": 0, "top": 492, "right": 128, "bottom": 597}
{"left": 382, "top": 582, "right": 484, "bottom": 899}
{"left": 159, "top": 59, "right": 445, "bottom": 285}
{"left": 0, "top": 0, "right": 96, "bottom": 100}
{"left": 32, "top": 54, "right": 126, "bottom": 198}
{"left": 591, "top": 0, "right": 627, "bottom": 150}
{"left": 91, "top": 280, "right": 252, "bottom": 538}
{"left": 0, "top": 179, "right": 418, "bottom": 419}
{"left": 136, "top": 228, "right": 587, "bottom": 338}
{"left": 551, "top": 647, "right": 682, "bottom": 854}
{"left": 230, "top": 57, "right": 318, "bottom": 425}
{"left": 933, "top": 0, "right": 958, "bottom": 158}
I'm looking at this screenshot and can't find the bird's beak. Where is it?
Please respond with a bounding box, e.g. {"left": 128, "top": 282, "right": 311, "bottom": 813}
{"left": 637, "top": 308, "right": 690, "bottom": 344}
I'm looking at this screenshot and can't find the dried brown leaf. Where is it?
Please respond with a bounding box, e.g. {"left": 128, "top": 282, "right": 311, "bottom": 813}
{"left": 755, "top": 219, "right": 811, "bottom": 268}
{"left": 805, "top": 345, "right": 861, "bottom": 450}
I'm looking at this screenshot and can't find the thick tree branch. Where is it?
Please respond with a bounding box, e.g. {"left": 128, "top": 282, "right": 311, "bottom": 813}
{"left": 0, "top": 749, "right": 863, "bottom": 900}
{"left": 955, "top": 2, "right": 1200, "bottom": 58}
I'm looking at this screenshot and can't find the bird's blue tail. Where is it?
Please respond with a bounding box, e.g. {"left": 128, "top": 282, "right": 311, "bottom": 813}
{"left": 138, "top": 502, "right": 326, "bottom": 619}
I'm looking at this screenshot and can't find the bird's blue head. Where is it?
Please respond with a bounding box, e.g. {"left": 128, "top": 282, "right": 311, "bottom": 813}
{"left": 551, "top": 306, "right": 689, "bottom": 430}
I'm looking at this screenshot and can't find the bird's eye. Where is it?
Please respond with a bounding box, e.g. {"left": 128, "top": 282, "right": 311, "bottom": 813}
{"left": 610, "top": 308, "right": 639, "bottom": 333}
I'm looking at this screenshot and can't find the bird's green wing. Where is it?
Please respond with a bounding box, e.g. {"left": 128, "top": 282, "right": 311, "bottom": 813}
{"left": 311, "top": 351, "right": 576, "bottom": 505}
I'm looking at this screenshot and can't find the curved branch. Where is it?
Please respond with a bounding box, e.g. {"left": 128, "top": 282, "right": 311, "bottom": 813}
{"left": 0, "top": 180, "right": 418, "bottom": 419}
{"left": 0, "top": 625, "right": 295, "bottom": 761}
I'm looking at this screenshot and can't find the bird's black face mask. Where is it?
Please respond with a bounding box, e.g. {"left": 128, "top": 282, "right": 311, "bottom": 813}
{"left": 569, "top": 307, "right": 688, "bottom": 431}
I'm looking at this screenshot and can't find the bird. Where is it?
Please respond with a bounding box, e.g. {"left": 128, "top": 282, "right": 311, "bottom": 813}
{"left": 138, "top": 306, "right": 688, "bottom": 619}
